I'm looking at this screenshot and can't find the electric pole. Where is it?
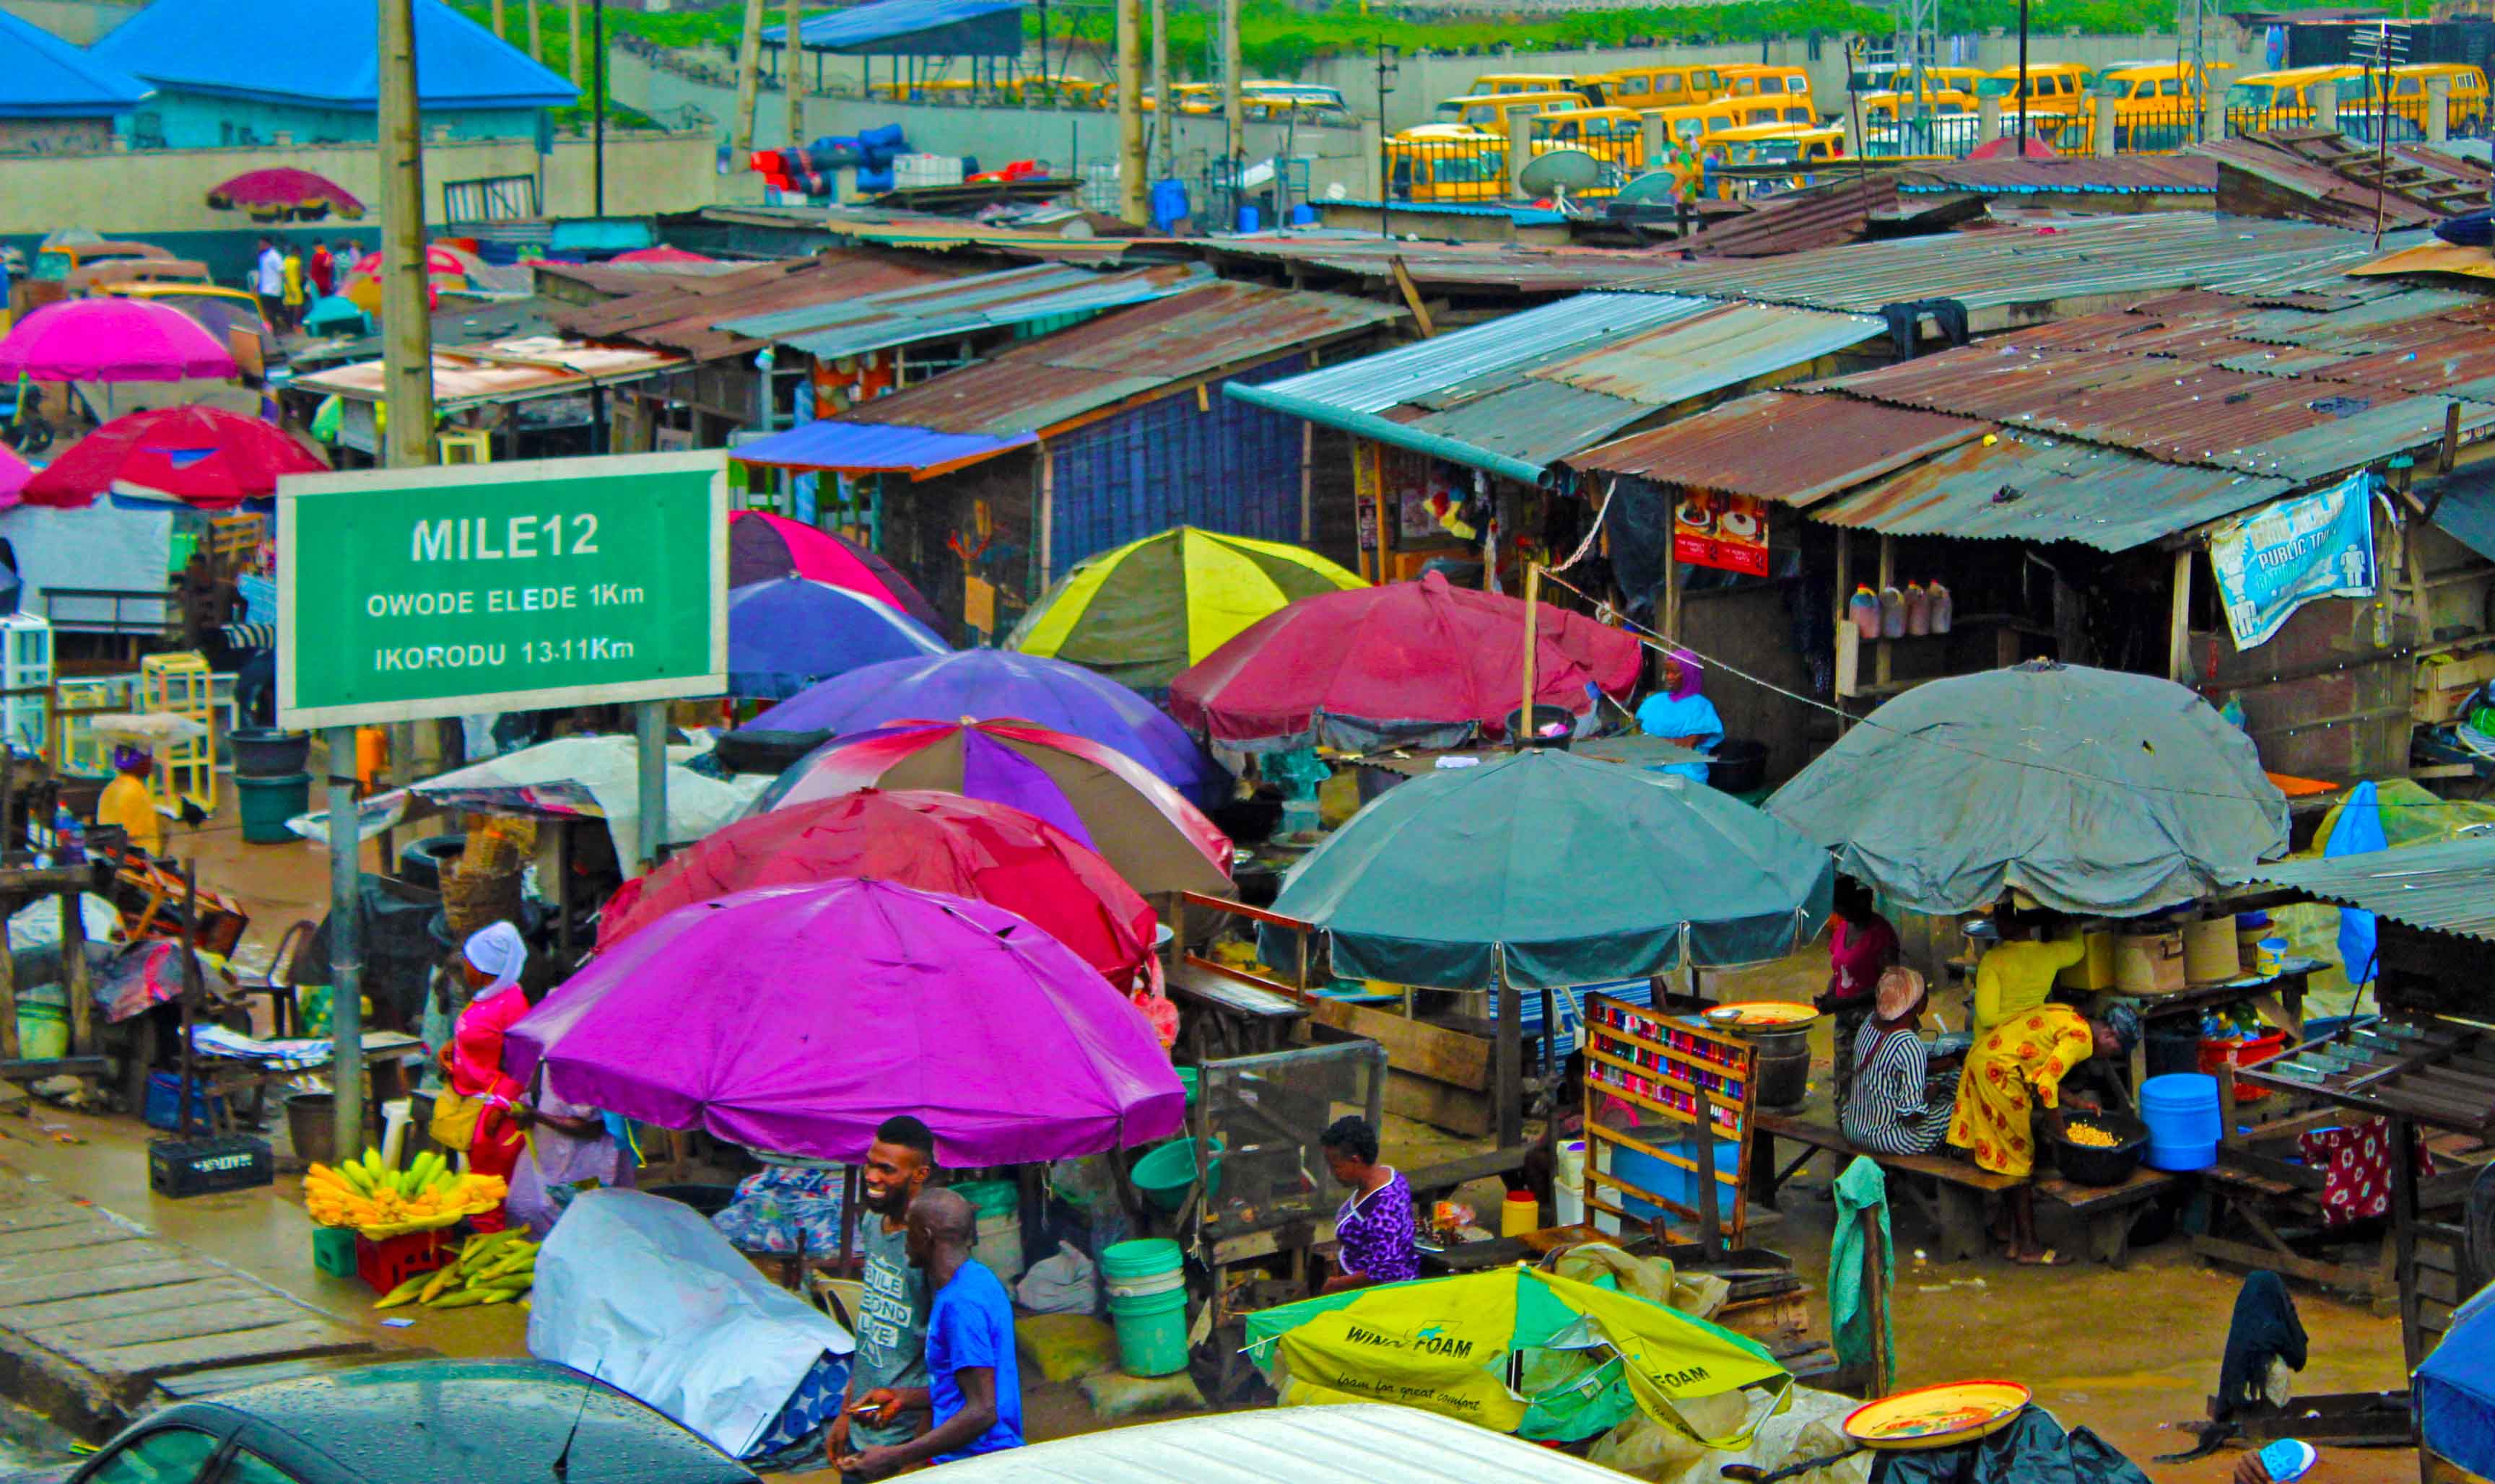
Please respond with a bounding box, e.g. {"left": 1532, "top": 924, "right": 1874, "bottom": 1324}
{"left": 1150, "top": 0, "right": 1170, "bottom": 183}
{"left": 1116, "top": 0, "right": 1146, "bottom": 222}
{"left": 785, "top": 0, "right": 804, "bottom": 154}
{"left": 525, "top": 0, "right": 541, "bottom": 61}
{"left": 1220, "top": 0, "right": 1242, "bottom": 221}
{"left": 733, "top": 0, "right": 766, "bottom": 153}
{"left": 491, "top": 0, "right": 504, "bottom": 38}
{"left": 592, "top": 0, "right": 606, "bottom": 214}
{"left": 568, "top": 0, "right": 583, "bottom": 85}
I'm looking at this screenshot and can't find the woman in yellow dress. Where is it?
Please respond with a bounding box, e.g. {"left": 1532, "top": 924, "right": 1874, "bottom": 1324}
{"left": 1947, "top": 1000, "right": 2136, "bottom": 1265}
{"left": 1969, "top": 907, "right": 2086, "bottom": 1034}
{"left": 96, "top": 744, "right": 164, "bottom": 856}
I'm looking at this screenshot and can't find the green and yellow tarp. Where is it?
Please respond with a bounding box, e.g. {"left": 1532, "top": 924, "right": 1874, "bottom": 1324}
{"left": 1243, "top": 1265, "right": 1790, "bottom": 1444}
{"left": 1009, "top": 526, "right": 1366, "bottom": 692}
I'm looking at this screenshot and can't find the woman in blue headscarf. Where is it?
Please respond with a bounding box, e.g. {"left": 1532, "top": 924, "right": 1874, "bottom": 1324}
{"left": 1634, "top": 647, "right": 1723, "bottom": 783}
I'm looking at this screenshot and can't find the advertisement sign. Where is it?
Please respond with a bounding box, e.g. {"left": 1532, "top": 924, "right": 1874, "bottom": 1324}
{"left": 1672, "top": 491, "right": 1770, "bottom": 577}
{"left": 2208, "top": 471, "right": 2377, "bottom": 650}
{"left": 278, "top": 451, "right": 728, "bottom": 728}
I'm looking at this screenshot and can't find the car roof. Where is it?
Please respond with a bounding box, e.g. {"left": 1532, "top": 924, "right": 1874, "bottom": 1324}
{"left": 147, "top": 1360, "right": 756, "bottom": 1484}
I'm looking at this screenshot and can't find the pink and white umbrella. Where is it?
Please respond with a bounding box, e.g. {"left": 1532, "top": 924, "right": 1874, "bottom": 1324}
{"left": 0, "top": 298, "right": 238, "bottom": 383}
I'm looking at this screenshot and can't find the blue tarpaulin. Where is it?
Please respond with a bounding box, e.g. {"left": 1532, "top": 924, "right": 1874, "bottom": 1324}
{"left": 90, "top": 0, "right": 575, "bottom": 108}
{"left": 731, "top": 421, "right": 1035, "bottom": 477}
{"left": 2422, "top": 1283, "right": 2495, "bottom": 1479}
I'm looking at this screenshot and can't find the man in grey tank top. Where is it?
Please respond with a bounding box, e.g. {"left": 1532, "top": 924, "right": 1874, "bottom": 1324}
{"left": 830, "top": 1116, "right": 936, "bottom": 1475}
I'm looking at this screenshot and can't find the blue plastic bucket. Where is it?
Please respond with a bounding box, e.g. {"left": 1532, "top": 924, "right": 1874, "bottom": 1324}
{"left": 2141, "top": 1073, "right": 2222, "bottom": 1170}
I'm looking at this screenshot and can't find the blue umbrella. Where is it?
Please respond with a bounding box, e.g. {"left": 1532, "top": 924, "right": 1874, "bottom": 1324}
{"left": 2424, "top": 1281, "right": 2495, "bottom": 1478}
{"left": 738, "top": 648, "right": 1227, "bottom": 806}
{"left": 727, "top": 575, "right": 947, "bottom": 699}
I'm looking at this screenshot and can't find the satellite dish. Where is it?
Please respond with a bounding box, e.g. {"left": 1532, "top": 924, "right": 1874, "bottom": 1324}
{"left": 1615, "top": 170, "right": 1685, "bottom": 204}
{"left": 1241, "top": 160, "right": 1276, "bottom": 190}
{"left": 1517, "top": 147, "right": 1604, "bottom": 198}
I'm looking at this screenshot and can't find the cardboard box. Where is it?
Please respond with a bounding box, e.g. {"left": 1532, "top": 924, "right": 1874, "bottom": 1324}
{"left": 2113, "top": 932, "right": 2187, "bottom": 995}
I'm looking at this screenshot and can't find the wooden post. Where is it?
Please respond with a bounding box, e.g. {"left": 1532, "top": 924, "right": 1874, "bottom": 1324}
{"left": 1372, "top": 450, "right": 1390, "bottom": 585}
{"left": 1115, "top": 0, "right": 1146, "bottom": 224}
{"left": 1519, "top": 563, "right": 1541, "bottom": 747}
{"left": 2168, "top": 545, "right": 2195, "bottom": 684}
{"left": 1662, "top": 528, "right": 1681, "bottom": 641}
{"left": 1874, "top": 533, "right": 1895, "bottom": 691}
{"left": 731, "top": 0, "right": 767, "bottom": 152}
{"left": 380, "top": 0, "right": 436, "bottom": 469}
{"left": 1149, "top": 0, "right": 1170, "bottom": 183}
{"left": 1299, "top": 423, "right": 1314, "bottom": 544}
{"left": 2394, "top": 1116, "right": 2424, "bottom": 1372}
{"left": 783, "top": 0, "right": 804, "bottom": 163}
{"left": 567, "top": 0, "right": 584, "bottom": 85}
{"left": 1035, "top": 445, "right": 1055, "bottom": 587}
{"left": 0, "top": 903, "right": 16, "bottom": 1062}
{"left": 1860, "top": 1204, "right": 1891, "bottom": 1397}
{"left": 1691, "top": 1094, "right": 1723, "bottom": 1261}
{"left": 553, "top": 821, "right": 575, "bottom": 964}
{"left": 1493, "top": 958, "right": 1523, "bottom": 1151}
{"left": 526, "top": 0, "right": 541, "bottom": 61}
{"left": 491, "top": 0, "right": 505, "bottom": 36}
{"left": 61, "top": 880, "right": 90, "bottom": 1055}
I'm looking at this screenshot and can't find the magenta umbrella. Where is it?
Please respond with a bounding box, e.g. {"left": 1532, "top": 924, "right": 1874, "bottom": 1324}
{"left": 505, "top": 878, "right": 1184, "bottom": 1166}
{"left": 0, "top": 298, "right": 238, "bottom": 383}
{"left": 0, "top": 446, "right": 30, "bottom": 509}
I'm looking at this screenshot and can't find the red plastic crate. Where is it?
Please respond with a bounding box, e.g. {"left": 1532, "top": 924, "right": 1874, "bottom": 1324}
{"left": 355, "top": 1229, "right": 455, "bottom": 1294}
{"left": 2200, "top": 1031, "right": 2291, "bottom": 1103}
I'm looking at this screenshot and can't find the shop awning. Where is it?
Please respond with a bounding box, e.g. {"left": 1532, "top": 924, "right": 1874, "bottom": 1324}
{"left": 732, "top": 419, "right": 1035, "bottom": 478}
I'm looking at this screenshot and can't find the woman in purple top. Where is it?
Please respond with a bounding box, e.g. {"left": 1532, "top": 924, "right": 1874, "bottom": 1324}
{"left": 1320, "top": 1116, "right": 1419, "bottom": 1293}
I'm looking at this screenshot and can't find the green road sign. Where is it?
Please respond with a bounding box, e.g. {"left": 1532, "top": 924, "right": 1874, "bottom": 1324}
{"left": 277, "top": 451, "right": 728, "bottom": 728}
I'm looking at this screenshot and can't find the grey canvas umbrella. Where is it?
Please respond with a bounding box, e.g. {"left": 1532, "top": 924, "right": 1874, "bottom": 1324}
{"left": 1767, "top": 660, "right": 2288, "bottom": 917}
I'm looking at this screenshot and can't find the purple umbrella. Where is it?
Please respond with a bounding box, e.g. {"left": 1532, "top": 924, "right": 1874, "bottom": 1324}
{"left": 505, "top": 878, "right": 1185, "bottom": 1166}
{"left": 728, "top": 575, "right": 948, "bottom": 699}
{"left": 739, "top": 648, "right": 1228, "bottom": 806}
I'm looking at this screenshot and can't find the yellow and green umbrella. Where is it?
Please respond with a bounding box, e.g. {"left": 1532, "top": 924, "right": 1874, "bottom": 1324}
{"left": 1243, "top": 1265, "right": 1790, "bottom": 1444}
{"left": 1009, "top": 526, "right": 1366, "bottom": 692}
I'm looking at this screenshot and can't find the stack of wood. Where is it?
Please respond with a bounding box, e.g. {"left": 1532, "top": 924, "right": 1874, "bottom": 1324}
{"left": 441, "top": 816, "right": 534, "bottom": 941}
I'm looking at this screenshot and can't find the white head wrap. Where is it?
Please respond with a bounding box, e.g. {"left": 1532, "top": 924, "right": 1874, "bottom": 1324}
{"left": 461, "top": 920, "right": 528, "bottom": 990}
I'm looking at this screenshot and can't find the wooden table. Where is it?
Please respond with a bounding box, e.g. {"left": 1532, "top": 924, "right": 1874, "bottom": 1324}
{"left": 1167, "top": 960, "right": 1310, "bottom": 1062}
{"left": 185, "top": 1031, "right": 424, "bottom": 1138}
{"left": 2094, "top": 963, "right": 2314, "bottom": 1092}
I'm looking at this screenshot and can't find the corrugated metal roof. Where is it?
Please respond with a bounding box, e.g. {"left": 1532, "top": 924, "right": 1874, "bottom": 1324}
{"left": 1684, "top": 177, "right": 1904, "bottom": 259}
{"left": 545, "top": 250, "right": 967, "bottom": 361}
{"left": 731, "top": 419, "right": 1036, "bottom": 475}
{"left": 762, "top": 0, "right": 1022, "bottom": 49}
{"left": 1812, "top": 430, "right": 2294, "bottom": 549}
{"left": 2247, "top": 835, "right": 2495, "bottom": 943}
{"left": 717, "top": 262, "right": 1209, "bottom": 359}
{"left": 290, "top": 337, "right": 682, "bottom": 409}
{"left": 1324, "top": 200, "right": 1573, "bottom": 224}
{"left": 2203, "top": 129, "right": 2493, "bottom": 231}
{"left": 748, "top": 281, "right": 1398, "bottom": 466}
{"left": 931, "top": 1405, "right": 1639, "bottom": 1484}
{"left": 1604, "top": 214, "right": 2399, "bottom": 315}
{"left": 1567, "top": 392, "right": 1985, "bottom": 501}
{"left": 1225, "top": 292, "right": 1885, "bottom": 478}
{"left": 1897, "top": 156, "right": 2217, "bottom": 196}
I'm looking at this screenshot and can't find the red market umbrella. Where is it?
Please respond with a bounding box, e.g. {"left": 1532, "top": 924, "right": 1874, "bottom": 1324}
{"left": 20, "top": 406, "right": 326, "bottom": 510}
{"left": 728, "top": 510, "right": 945, "bottom": 635}
{"left": 0, "top": 297, "right": 238, "bottom": 384}
{"left": 0, "top": 446, "right": 30, "bottom": 509}
{"left": 609, "top": 245, "right": 716, "bottom": 264}
{"left": 1167, "top": 570, "right": 1644, "bottom": 753}
{"left": 206, "top": 167, "right": 366, "bottom": 222}
{"left": 759, "top": 718, "right": 1234, "bottom": 899}
{"left": 595, "top": 789, "right": 1158, "bottom": 987}
{"left": 1969, "top": 135, "right": 2059, "bottom": 160}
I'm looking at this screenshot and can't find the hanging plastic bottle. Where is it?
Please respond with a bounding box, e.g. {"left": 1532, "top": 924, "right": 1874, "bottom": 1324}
{"left": 1904, "top": 581, "right": 1931, "bottom": 636}
{"left": 1879, "top": 584, "right": 1907, "bottom": 639}
{"left": 53, "top": 806, "right": 82, "bottom": 867}
{"left": 1847, "top": 585, "right": 1882, "bottom": 640}
{"left": 1928, "top": 580, "right": 1954, "bottom": 635}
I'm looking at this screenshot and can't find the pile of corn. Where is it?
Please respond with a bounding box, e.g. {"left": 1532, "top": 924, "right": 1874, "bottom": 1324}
{"left": 2063, "top": 1123, "right": 2120, "bottom": 1148}
{"left": 306, "top": 1149, "right": 508, "bottom": 1237}
{"left": 374, "top": 1230, "right": 538, "bottom": 1311}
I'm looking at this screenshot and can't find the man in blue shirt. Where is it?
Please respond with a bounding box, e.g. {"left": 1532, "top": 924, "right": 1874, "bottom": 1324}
{"left": 837, "top": 1188, "right": 1022, "bottom": 1473}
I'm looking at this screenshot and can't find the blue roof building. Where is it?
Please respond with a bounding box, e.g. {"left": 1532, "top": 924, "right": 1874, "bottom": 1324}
{"left": 90, "top": 0, "right": 576, "bottom": 149}
{"left": 0, "top": 6, "right": 148, "bottom": 150}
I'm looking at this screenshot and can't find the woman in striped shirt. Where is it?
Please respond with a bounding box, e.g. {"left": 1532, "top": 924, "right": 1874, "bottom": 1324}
{"left": 1841, "top": 966, "right": 1959, "bottom": 1157}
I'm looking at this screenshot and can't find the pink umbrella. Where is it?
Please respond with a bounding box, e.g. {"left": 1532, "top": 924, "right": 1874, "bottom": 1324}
{"left": 0, "top": 297, "right": 238, "bottom": 383}
{"left": 609, "top": 245, "right": 716, "bottom": 265}
{"left": 505, "top": 878, "right": 1185, "bottom": 1166}
{"left": 0, "top": 446, "right": 30, "bottom": 510}
{"left": 205, "top": 167, "right": 366, "bottom": 222}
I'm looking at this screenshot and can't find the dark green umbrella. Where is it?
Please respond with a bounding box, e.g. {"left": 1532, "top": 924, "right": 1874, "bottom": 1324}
{"left": 1268, "top": 747, "right": 1832, "bottom": 991}
{"left": 1766, "top": 659, "right": 2289, "bottom": 916}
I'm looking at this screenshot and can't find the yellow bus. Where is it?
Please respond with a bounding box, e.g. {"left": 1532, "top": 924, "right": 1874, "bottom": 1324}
{"left": 1433, "top": 90, "right": 1588, "bottom": 129}
{"left": 1717, "top": 64, "right": 1817, "bottom": 117}
{"left": 1588, "top": 64, "right": 1725, "bottom": 110}
{"left": 1385, "top": 123, "right": 1507, "bottom": 202}
{"left": 2369, "top": 61, "right": 2489, "bottom": 132}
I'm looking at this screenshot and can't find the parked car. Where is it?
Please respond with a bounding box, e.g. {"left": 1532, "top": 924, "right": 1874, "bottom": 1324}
{"left": 28, "top": 1360, "right": 755, "bottom": 1484}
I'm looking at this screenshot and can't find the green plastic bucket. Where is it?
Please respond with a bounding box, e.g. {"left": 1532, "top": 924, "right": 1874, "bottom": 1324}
{"left": 15, "top": 1003, "right": 66, "bottom": 1062}
{"left": 1130, "top": 1137, "right": 1221, "bottom": 1213}
{"left": 238, "top": 772, "right": 311, "bottom": 845}
{"left": 953, "top": 1179, "right": 1019, "bottom": 1218}
{"left": 1102, "top": 1239, "right": 1188, "bottom": 1376}
{"left": 1176, "top": 1066, "right": 1199, "bottom": 1105}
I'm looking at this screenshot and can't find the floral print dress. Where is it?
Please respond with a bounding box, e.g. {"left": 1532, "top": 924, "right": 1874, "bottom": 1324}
{"left": 1946, "top": 1005, "right": 2094, "bottom": 1179}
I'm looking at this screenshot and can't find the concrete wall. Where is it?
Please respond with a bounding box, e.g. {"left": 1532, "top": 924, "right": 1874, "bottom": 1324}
{"left": 0, "top": 117, "right": 113, "bottom": 152}
{"left": 0, "top": 128, "right": 727, "bottom": 237}
{"left": 133, "top": 93, "right": 545, "bottom": 150}
{"left": 0, "top": 0, "right": 139, "bottom": 44}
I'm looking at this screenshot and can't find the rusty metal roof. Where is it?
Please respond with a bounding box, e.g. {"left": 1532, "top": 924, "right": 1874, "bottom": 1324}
{"left": 1811, "top": 430, "right": 2294, "bottom": 549}
{"left": 1599, "top": 214, "right": 2397, "bottom": 318}
{"left": 1225, "top": 292, "right": 1886, "bottom": 482}
{"left": 716, "top": 262, "right": 1210, "bottom": 359}
{"left": 1895, "top": 156, "right": 2216, "bottom": 198}
{"left": 291, "top": 336, "right": 682, "bottom": 409}
{"left": 1682, "top": 177, "right": 1907, "bottom": 259}
{"left": 1567, "top": 392, "right": 1984, "bottom": 501}
{"left": 1192, "top": 236, "right": 1692, "bottom": 296}
{"left": 544, "top": 249, "right": 966, "bottom": 361}
{"left": 2247, "top": 834, "right": 2495, "bottom": 943}
{"left": 2202, "top": 128, "right": 2494, "bottom": 231}
{"left": 832, "top": 279, "right": 1401, "bottom": 440}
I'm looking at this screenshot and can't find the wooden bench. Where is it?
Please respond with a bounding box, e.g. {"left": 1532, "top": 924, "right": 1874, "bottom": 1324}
{"left": 1751, "top": 1113, "right": 2174, "bottom": 1266}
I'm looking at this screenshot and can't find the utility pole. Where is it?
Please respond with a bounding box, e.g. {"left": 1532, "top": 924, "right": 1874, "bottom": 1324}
{"left": 491, "top": 0, "right": 505, "bottom": 38}
{"left": 1115, "top": 0, "right": 1146, "bottom": 223}
{"left": 732, "top": 0, "right": 766, "bottom": 153}
{"left": 526, "top": 0, "right": 541, "bottom": 61}
{"left": 568, "top": 0, "right": 583, "bottom": 84}
{"left": 1150, "top": 0, "right": 1170, "bottom": 183}
{"left": 2017, "top": 0, "right": 2029, "bottom": 150}
{"left": 592, "top": 0, "right": 606, "bottom": 214}
{"left": 784, "top": 0, "right": 804, "bottom": 156}
{"left": 1220, "top": 0, "right": 1242, "bottom": 223}
{"left": 1375, "top": 43, "right": 1397, "bottom": 238}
